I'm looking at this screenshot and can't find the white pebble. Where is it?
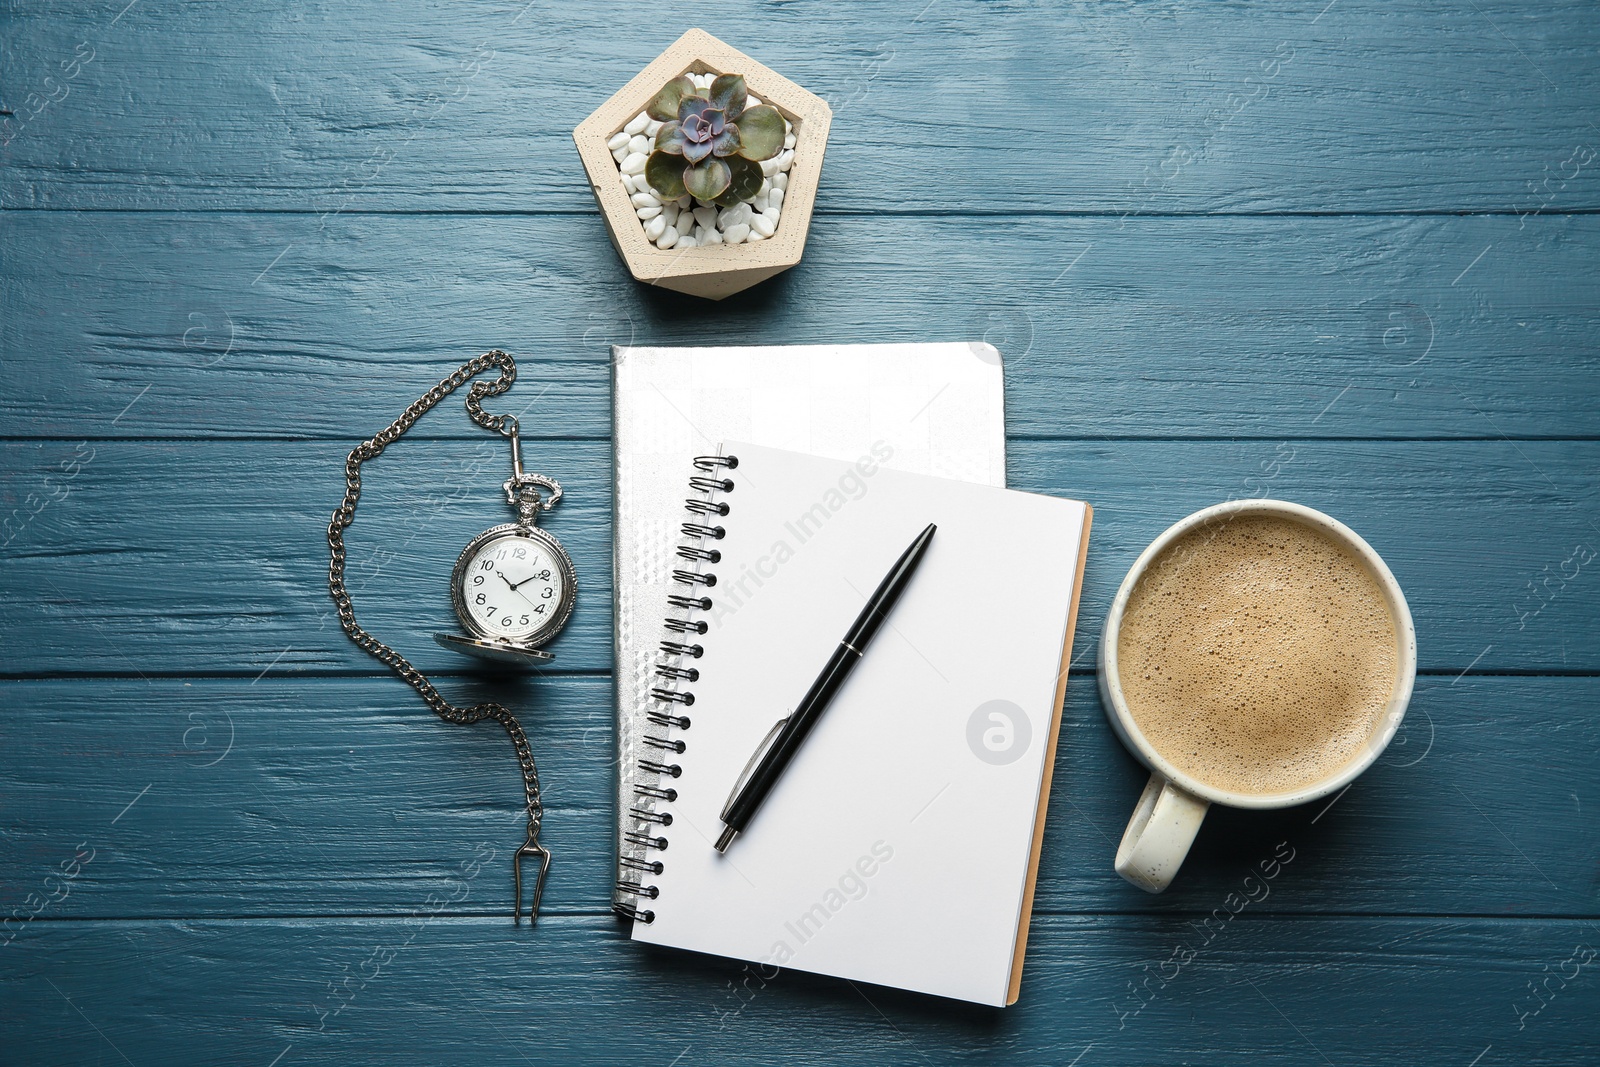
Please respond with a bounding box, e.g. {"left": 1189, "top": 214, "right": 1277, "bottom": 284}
{"left": 760, "top": 157, "right": 779, "bottom": 177}
{"left": 620, "top": 152, "right": 648, "bottom": 175}
{"left": 637, "top": 205, "right": 661, "bottom": 220}
{"left": 674, "top": 232, "right": 697, "bottom": 249}
{"left": 620, "top": 173, "right": 636, "bottom": 193}
{"left": 747, "top": 232, "right": 766, "bottom": 242}
{"left": 769, "top": 187, "right": 785, "bottom": 210}
{"left": 608, "top": 131, "right": 631, "bottom": 152}
{"left": 631, "top": 191, "right": 660, "bottom": 208}
{"left": 645, "top": 119, "right": 663, "bottom": 137}
{"left": 624, "top": 112, "right": 649, "bottom": 135}
{"left": 751, "top": 213, "right": 777, "bottom": 238}
{"left": 693, "top": 197, "right": 714, "bottom": 209}
{"left": 776, "top": 149, "right": 794, "bottom": 172}
{"left": 773, "top": 172, "right": 788, "bottom": 191}
{"left": 719, "top": 202, "right": 752, "bottom": 229}
{"left": 612, "top": 146, "right": 629, "bottom": 164}
{"left": 783, "top": 133, "right": 796, "bottom": 150}
{"left": 693, "top": 206, "right": 717, "bottom": 230}
{"left": 701, "top": 227, "right": 723, "bottom": 245}
{"left": 628, "top": 134, "right": 650, "bottom": 156}
{"left": 661, "top": 203, "right": 680, "bottom": 227}
{"left": 751, "top": 192, "right": 770, "bottom": 213}
{"left": 722, "top": 222, "right": 751, "bottom": 243}
{"left": 656, "top": 224, "right": 679, "bottom": 249}
{"left": 674, "top": 194, "right": 692, "bottom": 209}
{"left": 644, "top": 215, "right": 667, "bottom": 241}
{"left": 748, "top": 95, "right": 762, "bottom": 106}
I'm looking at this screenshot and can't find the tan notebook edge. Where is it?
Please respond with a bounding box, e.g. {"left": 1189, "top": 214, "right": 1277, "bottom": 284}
{"left": 1005, "top": 504, "right": 1093, "bottom": 1005}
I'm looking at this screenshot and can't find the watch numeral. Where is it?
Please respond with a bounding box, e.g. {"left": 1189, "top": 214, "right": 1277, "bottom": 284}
{"left": 535, "top": 604, "right": 546, "bottom": 614}
{"left": 485, "top": 604, "right": 498, "bottom": 615}
{"left": 512, "top": 547, "right": 526, "bottom": 559}
{"left": 519, "top": 614, "right": 530, "bottom": 625}
{"left": 475, "top": 593, "right": 485, "bottom": 605}
{"left": 541, "top": 587, "right": 553, "bottom": 598}
{"left": 480, "top": 560, "right": 493, "bottom": 571}
{"left": 501, "top": 616, "right": 513, "bottom": 627}
{"left": 472, "top": 575, "right": 484, "bottom": 586}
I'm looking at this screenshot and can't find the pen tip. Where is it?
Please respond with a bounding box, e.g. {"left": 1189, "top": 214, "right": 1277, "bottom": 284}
{"left": 714, "top": 826, "right": 737, "bottom": 852}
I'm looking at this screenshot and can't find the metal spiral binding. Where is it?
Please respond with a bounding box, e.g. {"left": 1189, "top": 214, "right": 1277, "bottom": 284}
{"left": 682, "top": 522, "right": 725, "bottom": 539}
{"left": 613, "top": 452, "right": 738, "bottom": 924}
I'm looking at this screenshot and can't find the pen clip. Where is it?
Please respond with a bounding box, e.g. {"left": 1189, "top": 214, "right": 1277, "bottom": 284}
{"left": 722, "top": 715, "right": 789, "bottom": 820}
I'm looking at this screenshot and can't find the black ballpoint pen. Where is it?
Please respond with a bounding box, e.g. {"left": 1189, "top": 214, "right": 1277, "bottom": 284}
{"left": 714, "top": 523, "right": 937, "bottom": 852}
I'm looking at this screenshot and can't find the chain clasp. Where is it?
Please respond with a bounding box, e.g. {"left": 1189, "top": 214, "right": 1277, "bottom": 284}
{"left": 501, "top": 419, "right": 563, "bottom": 528}
{"left": 513, "top": 830, "right": 551, "bottom": 926}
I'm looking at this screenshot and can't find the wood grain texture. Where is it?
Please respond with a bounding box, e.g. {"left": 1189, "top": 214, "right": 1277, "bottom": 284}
{"left": 4, "top": 210, "right": 1599, "bottom": 441}
{"left": 4, "top": 915, "right": 1598, "bottom": 1065}
{"left": 4, "top": 0, "right": 1598, "bottom": 1060}
{"left": 2, "top": 675, "right": 1595, "bottom": 921}
{"left": 2, "top": 438, "right": 1593, "bottom": 676}
{"left": 4, "top": 0, "right": 1598, "bottom": 215}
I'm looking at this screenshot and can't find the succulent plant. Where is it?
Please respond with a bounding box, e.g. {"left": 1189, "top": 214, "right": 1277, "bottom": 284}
{"left": 643, "top": 72, "right": 785, "bottom": 207}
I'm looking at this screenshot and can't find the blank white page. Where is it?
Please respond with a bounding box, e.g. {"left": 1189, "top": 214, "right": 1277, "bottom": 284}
{"left": 632, "top": 442, "right": 1088, "bottom": 1007}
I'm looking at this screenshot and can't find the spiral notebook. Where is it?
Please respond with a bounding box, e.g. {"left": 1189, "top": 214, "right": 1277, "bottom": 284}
{"left": 610, "top": 342, "right": 1007, "bottom": 920}
{"left": 620, "top": 442, "right": 1091, "bottom": 1006}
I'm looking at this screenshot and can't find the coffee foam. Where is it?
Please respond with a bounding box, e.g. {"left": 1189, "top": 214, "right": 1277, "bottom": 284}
{"left": 1117, "top": 513, "right": 1399, "bottom": 797}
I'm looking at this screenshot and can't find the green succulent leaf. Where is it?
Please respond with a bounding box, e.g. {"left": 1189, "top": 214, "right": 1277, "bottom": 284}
{"left": 708, "top": 73, "right": 747, "bottom": 119}
{"left": 733, "top": 104, "right": 784, "bottom": 161}
{"left": 644, "top": 151, "right": 688, "bottom": 200}
{"left": 710, "top": 123, "right": 741, "bottom": 158}
{"left": 683, "top": 157, "right": 732, "bottom": 201}
{"left": 654, "top": 121, "right": 687, "bottom": 155}
{"left": 724, "top": 153, "right": 764, "bottom": 202}
{"left": 646, "top": 75, "right": 697, "bottom": 122}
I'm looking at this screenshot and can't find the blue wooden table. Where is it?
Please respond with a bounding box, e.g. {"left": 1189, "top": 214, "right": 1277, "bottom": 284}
{"left": 4, "top": 2, "right": 1598, "bottom": 1063}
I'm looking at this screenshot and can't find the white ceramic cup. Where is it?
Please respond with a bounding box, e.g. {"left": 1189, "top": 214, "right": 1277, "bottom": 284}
{"left": 1099, "top": 499, "right": 1417, "bottom": 893}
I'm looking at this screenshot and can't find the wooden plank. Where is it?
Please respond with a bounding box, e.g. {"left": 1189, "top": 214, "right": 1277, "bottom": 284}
{"left": 3, "top": 675, "right": 1595, "bottom": 920}
{"left": 1, "top": 438, "right": 1594, "bottom": 675}
{"left": 4, "top": 1, "right": 1598, "bottom": 215}
{"left": 3, "top": 914, "right": 1597, "bottom": 1065}
{"left": 4, "top": 210, "right": 1599, "bottom": 441}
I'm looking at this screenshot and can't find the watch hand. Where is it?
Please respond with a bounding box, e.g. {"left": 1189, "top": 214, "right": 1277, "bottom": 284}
{"left": 509, "top": 585, "right": 542, "bottom": 608}
{"left": 497, "top": 571, "right": 518, "bottom": 591}
{"left": 506, "top": 557, "right": 542, "bottom": 590}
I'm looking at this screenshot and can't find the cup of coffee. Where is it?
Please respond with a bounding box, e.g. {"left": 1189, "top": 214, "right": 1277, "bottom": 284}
{"left": 1099, "top": 500, "right": 1416, "bottom": 892}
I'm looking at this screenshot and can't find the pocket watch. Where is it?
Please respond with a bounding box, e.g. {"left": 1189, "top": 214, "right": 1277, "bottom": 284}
{"left": 327, "top": 350, "right": 562, "bottom": 925}
{"left": 435, "top": 419, "right": 578, "bottom": 665}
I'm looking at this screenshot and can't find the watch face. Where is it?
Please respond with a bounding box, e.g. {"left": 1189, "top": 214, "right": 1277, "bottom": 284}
{"left": 451, "top": 526, "right": 576, "bottom": 645}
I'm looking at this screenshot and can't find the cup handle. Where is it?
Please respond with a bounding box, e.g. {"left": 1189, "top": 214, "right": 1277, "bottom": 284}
{"left": 1114, "top": 773, "right": 1210, "bottom": 893}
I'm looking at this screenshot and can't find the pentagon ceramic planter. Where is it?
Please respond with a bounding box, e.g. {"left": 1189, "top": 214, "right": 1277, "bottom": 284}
{"left": 573, "top": 28, "right": 832, "bottom": 301}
